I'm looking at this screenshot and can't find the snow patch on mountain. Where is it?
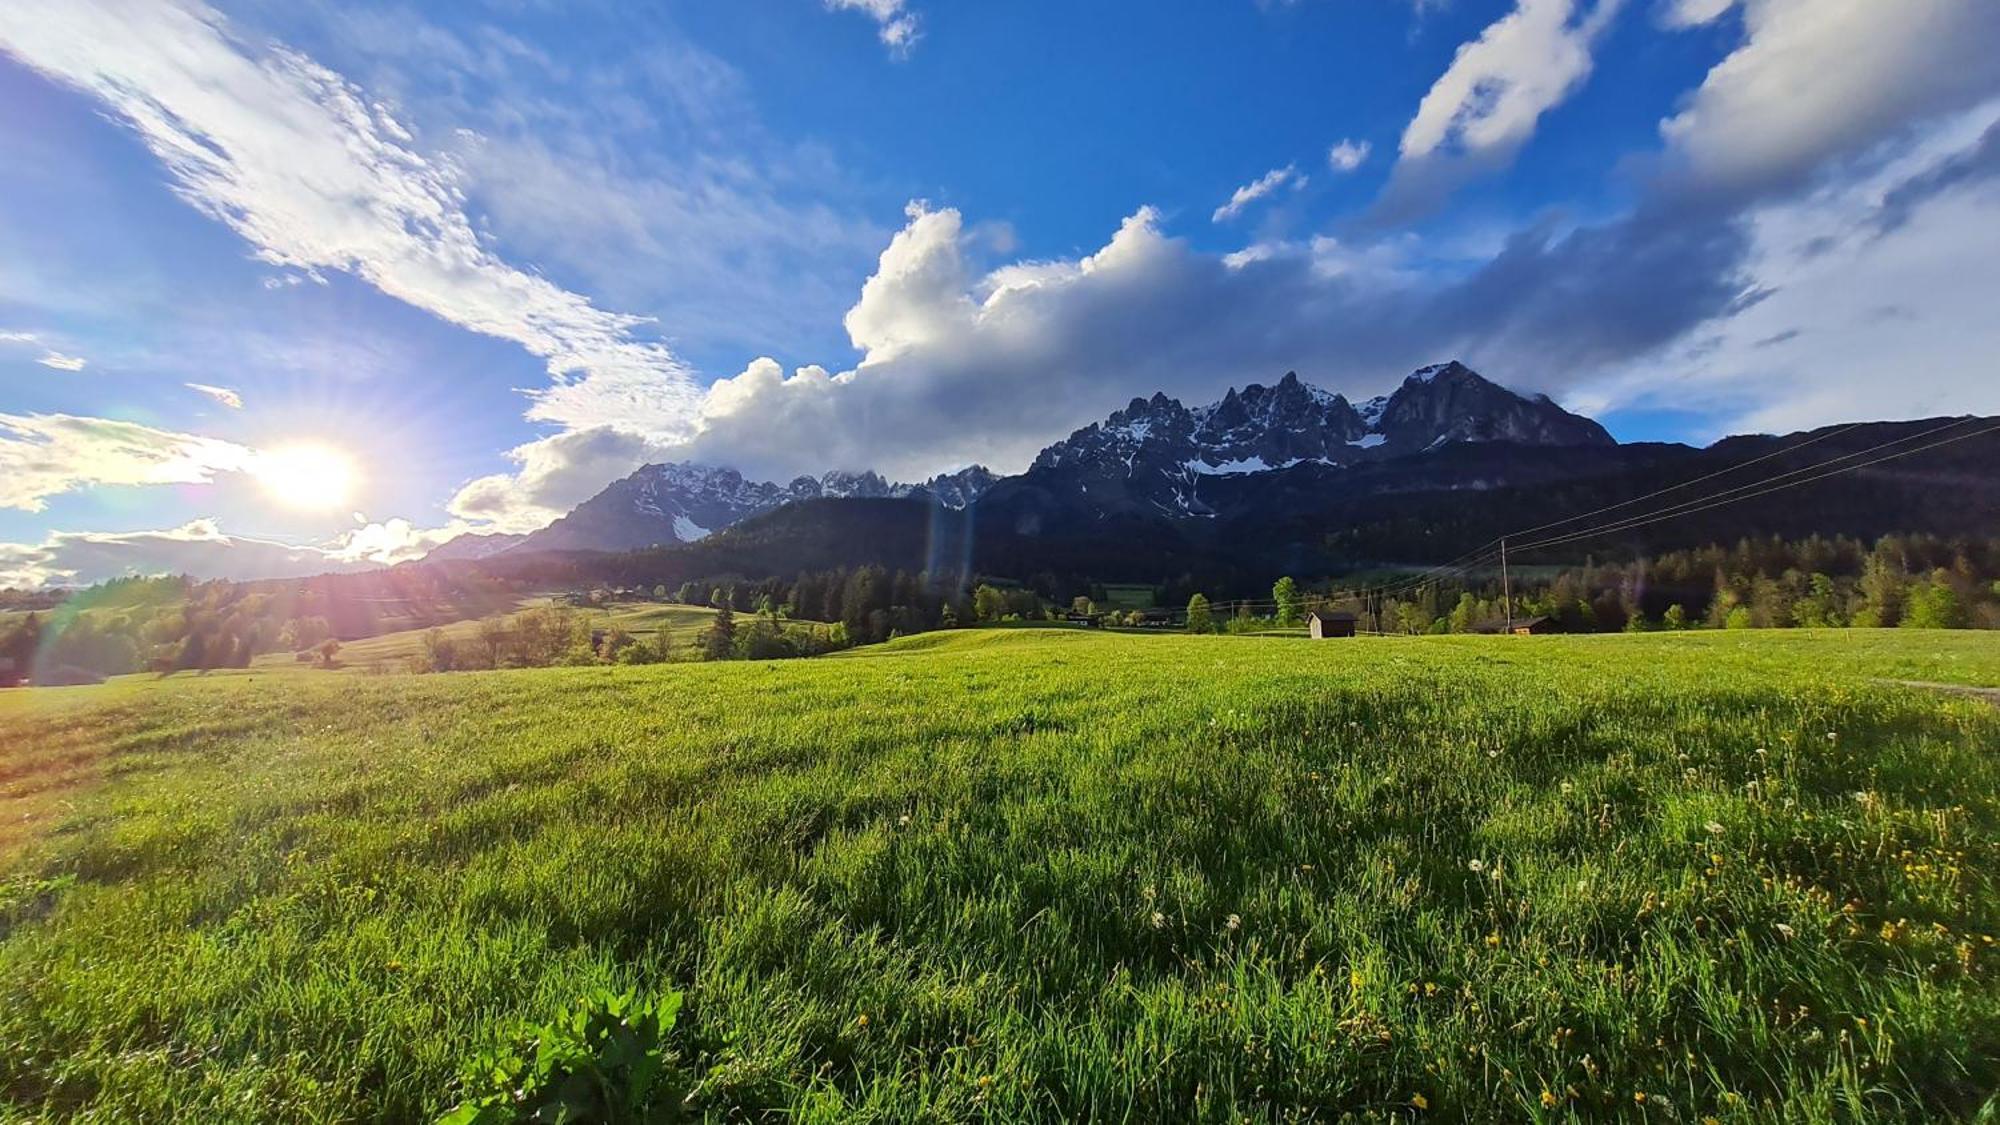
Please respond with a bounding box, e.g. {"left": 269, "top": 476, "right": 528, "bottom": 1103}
{"left": 505, "top": 459, "right": 999, "bottom": 555}
{"left": 1024, "top": 362, "right": 1613, "bottom": 520}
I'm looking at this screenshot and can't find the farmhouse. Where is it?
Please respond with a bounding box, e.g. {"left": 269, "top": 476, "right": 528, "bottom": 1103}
{"left": 1307, "top": 611, "right": 1357, "bottom": 638}
{"left": 1511, "top": 616, "right": 1559, "bottom": 635}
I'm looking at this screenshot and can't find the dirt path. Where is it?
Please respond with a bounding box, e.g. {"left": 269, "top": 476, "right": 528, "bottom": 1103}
{"left": 1880, "top": 680, "right": 2000, "bottom": 706}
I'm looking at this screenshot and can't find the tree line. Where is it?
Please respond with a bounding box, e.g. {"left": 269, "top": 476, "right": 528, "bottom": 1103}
{"left": 1179, "top": 534, "right": 2000, "bottom": 635}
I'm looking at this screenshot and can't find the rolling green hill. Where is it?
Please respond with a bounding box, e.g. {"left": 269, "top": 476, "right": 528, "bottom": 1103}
{"left": 247, "top": 599, "right": 723, "bottom": 673}
{"left": 3, "top": 630, "right": 1999, "bottom": 1120}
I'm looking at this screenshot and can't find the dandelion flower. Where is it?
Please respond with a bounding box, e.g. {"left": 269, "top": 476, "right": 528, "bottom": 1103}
{"left": 1225, "top": 913, "right": 1242, "bottom": 932}
{"left": 1467, "top": 859, "right": 1486, "bottom": 874}
{"left": 1540, "top": 1090, "right": 1559, "bottom": 1108}
{"left": 1410, "top": 1093, "right": 1429, "bottom": 1110}
{"left": 1560, "top": 781, "right": 1575, "bottom": 795}
{"left": 1775, "top": 923, "right": 1796, "bottom": 941}
{"left": 1150, "top": 911, "right": 1167, "bottom": 930}
{"left": 897, "top": 814, "right": 911, "bottom": 828}
{"left": 1705, "top": 821, "right": 1725, "bottom": 836}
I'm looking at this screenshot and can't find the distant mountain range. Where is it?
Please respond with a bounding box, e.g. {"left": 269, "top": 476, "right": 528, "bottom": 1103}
{"left": 511, "top": 464, "right": 998, "bottom": 554}
{"left": 434, "top": 361, "right": 2000, "bottom": 588}
{"left": 1019, "top": 362, "right": 1610, "bottom": 520}
{"left": 479, "top": 361, "right": 1607, "bottom": 557}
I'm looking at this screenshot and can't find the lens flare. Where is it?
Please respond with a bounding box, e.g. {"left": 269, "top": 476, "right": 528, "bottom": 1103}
{"left": 253, "top": 442, "right": 357, "bottom": 511}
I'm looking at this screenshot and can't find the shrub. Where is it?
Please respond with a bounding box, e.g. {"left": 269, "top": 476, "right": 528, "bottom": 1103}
{"left": 436, "top": 990, "right": 687, "bottom": 1124}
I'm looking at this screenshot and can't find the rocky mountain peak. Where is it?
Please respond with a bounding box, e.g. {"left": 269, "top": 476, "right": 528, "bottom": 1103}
{"left": 503, "top": 458, "right": 998, "bottom": 557}
{"left": 1023, "top": 362, "right": 1614, "bottom": 519}
{"left": 1376, "top": 360, "right": 1612, "bottom": 450}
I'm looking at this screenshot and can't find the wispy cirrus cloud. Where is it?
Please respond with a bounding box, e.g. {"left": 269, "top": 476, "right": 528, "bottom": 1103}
{"left": 184, "top": 382, "right": 244, "bottom": 409}
{"left": 0, "top": 0, "right": 704, "bottom": 444}
{"left": 0, "top": 329, "right": 85, "bottom": 370}
{"left": 1213, "top": 165, "right": 1306, "bottom": 223}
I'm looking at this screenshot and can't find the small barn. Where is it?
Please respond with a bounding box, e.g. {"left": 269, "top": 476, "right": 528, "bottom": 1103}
{"left": 1511, "top": 615, "right": 1559, "bottom": 636}
{"left": 1308, "top": 611, "right": 1358, "bottom": 639}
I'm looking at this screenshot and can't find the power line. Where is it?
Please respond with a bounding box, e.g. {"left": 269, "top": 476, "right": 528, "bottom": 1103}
{"left": 1179, "top": 415, "right": 1996, "bottom": 617}
{"left": 1510, "top": 418, "right": 2000, "bottom": 555}
{"left": 1499, "top": 421, "right": 1869, "bottom": 543}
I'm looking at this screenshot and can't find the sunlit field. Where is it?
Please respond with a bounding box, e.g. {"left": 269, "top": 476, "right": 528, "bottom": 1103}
{"left": 244, "top": 599, "right": 723, "bottom": 675}
{"left": 3, "top": 629, "right": 1998, "bottom": 1121}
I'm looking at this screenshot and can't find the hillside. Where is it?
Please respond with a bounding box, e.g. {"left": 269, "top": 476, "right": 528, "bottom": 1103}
{"left": 4, "top": 629, "right": 1999, "bottom": 1119}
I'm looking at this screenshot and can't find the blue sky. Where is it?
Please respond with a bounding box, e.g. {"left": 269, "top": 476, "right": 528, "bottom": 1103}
{"left": 2, "top": 0, "right": 1998, "bottom": 586}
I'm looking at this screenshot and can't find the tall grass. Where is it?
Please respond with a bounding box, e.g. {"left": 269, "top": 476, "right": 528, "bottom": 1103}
{"left": 1, "top": 629, "right": 1998, "bottom": 1121}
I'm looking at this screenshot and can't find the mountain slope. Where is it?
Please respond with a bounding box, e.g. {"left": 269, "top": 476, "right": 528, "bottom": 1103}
{"left": 1014, "top": 362, "right": 1611, "bottom": 520}
{"left": 501, "top": 463, "right": 997, "bottom": 556}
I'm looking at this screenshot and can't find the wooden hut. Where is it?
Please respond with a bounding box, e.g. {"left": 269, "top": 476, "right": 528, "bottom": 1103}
{"left": 1511, "top": 615, "right": 1558, "bottom": 636}
{"left": 1308, "top": 611, "right": 1358, "bottom": 638}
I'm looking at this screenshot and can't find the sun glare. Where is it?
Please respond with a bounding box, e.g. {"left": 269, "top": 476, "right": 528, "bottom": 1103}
{"left": 254, "top": 442, "right": 358, "bottom": 511}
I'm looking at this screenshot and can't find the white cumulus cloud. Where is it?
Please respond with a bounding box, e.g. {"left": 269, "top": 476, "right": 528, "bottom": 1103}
{"left": 826, "top": 0, "right": 920, "bottom": 56}
{"left": 1657, "top": 0, "right": 2000, "bottom": 201}
{"left": 1327, "top": 139, "right": 1373, "bottom": 173}
{"left": 0, "top": 413, "right": 256, "bottom": 512}
{"left": 1377, "top": 0, "right": 1623, "bottom": 220}
{"left": 0, "top": 515, "right": 491, "bottom": 589}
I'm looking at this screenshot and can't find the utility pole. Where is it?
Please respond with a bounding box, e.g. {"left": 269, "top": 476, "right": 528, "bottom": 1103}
{"left": 1501, "top": 537, "right": 1514, "bottom": 634}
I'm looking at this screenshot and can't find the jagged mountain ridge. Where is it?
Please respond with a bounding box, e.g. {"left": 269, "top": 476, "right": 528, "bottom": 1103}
{"left": 511, "top": 463, "right": 998, "bottom": 554}
{"left": 1021, "top": 361, "right": 1612, "bottom": 519}
{"left": 490, "top": 361, "right": 1609, "bottom": 556}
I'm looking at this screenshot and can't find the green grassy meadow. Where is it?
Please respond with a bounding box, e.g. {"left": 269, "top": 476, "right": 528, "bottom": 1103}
{"left": 248, "top": 600, "right": 723, "bottom": 674}
{"left": 3, "top": 629, "right": 1999, "bottom": 1121}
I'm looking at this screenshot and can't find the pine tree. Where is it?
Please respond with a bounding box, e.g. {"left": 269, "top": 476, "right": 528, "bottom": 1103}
{"left": 705, "top": 604, "right": 736, "bottom": 660}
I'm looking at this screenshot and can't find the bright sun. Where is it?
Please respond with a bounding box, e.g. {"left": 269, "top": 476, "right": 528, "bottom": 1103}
{"left": 253, "top": 442, "right": 358, "bottom": 511}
